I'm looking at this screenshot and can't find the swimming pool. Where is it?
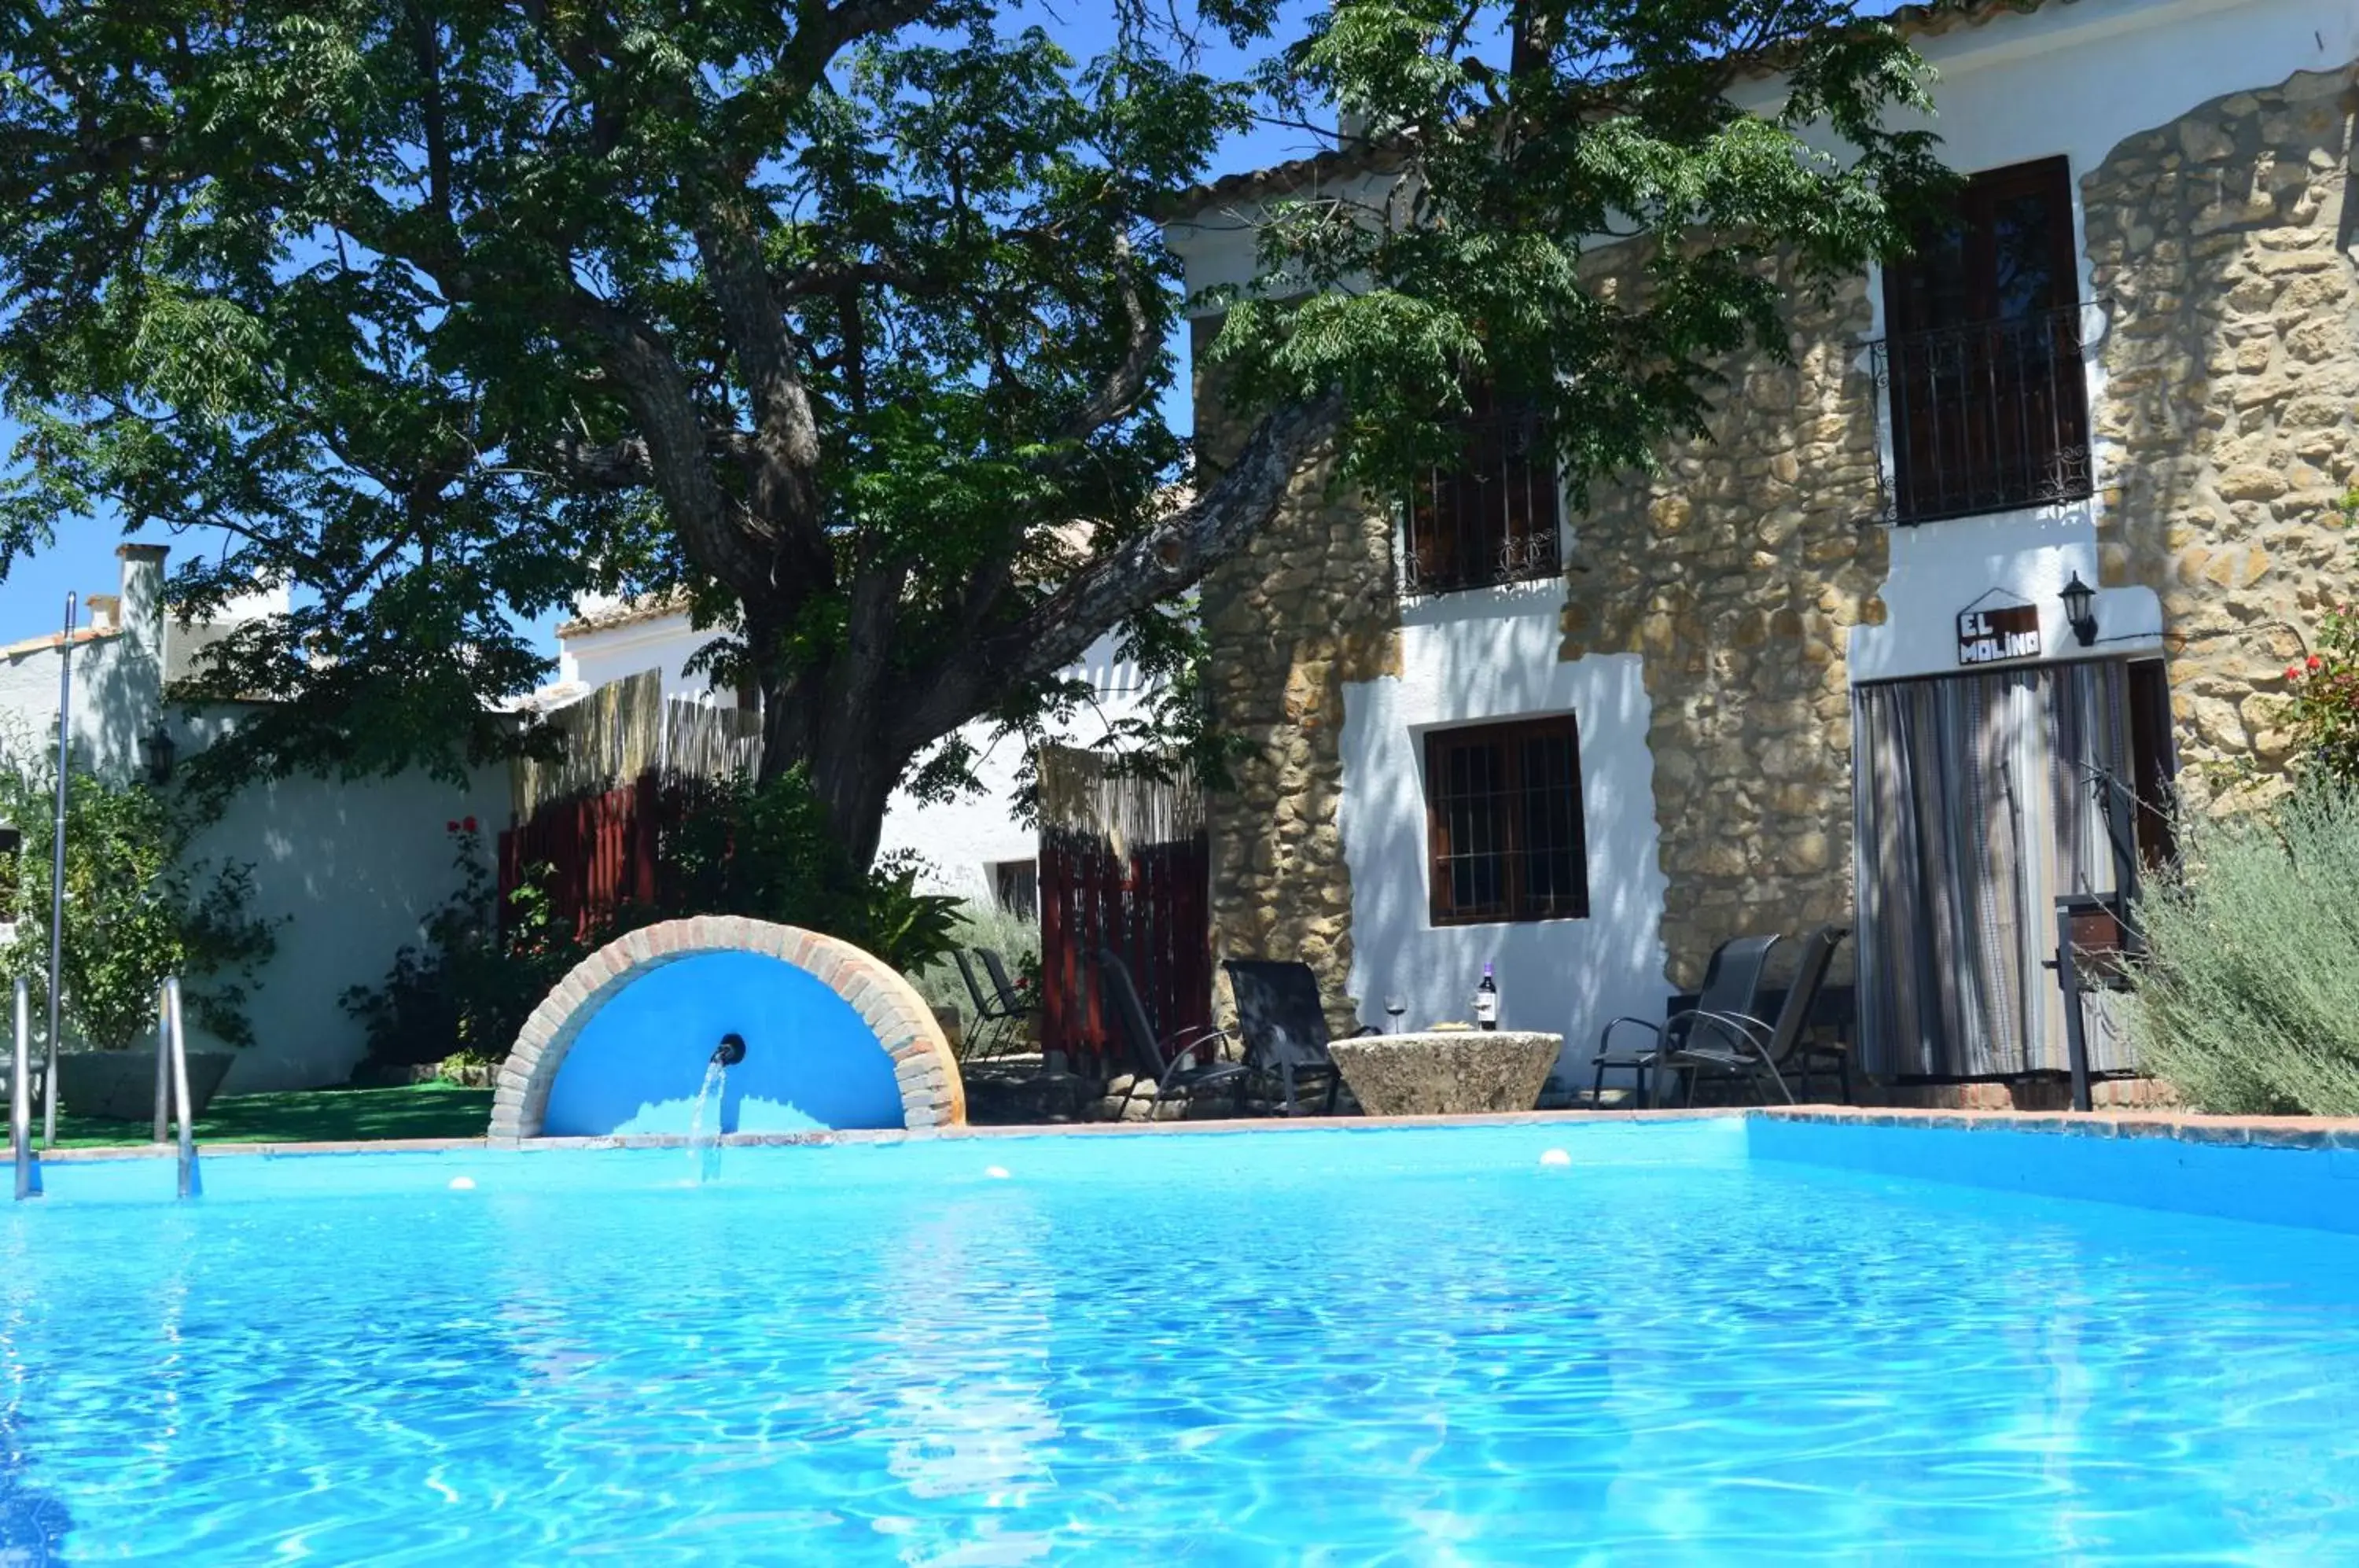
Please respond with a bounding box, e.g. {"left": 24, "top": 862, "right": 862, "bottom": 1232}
{"left": 5, "top": 1116, "right": 2357, "bottom": 1562}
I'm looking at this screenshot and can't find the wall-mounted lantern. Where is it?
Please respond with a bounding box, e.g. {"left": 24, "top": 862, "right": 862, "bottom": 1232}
{"left": 2059, "top": 572, "right": 2098, "bottom": 648}
{"left": 141, "top": 723, "right": 178, "bottom": 786}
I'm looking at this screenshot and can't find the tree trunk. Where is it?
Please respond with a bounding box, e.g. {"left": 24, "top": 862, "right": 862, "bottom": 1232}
{"left": 756, "top": 674, "right": 901, "bottom": 874}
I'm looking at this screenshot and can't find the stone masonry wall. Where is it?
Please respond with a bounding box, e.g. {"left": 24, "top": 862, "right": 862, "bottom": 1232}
{"left": 1559, "top": 259, "right": 1888, "bottom": 990}
{"left": 2084, "top": 67, "right": 2359, "bottom": 801}
{"left": 1193, "top": 317, "right": 1400, "bottom": 1029}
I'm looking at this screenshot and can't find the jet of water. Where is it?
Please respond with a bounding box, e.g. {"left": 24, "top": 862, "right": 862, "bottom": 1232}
{"left": 686, "top": 1057, "right": 727, "bottom": 1184}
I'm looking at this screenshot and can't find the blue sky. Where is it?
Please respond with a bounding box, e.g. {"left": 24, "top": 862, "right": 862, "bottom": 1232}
{"left": 0, "top": 6, "right": 1328, "bottom": 647}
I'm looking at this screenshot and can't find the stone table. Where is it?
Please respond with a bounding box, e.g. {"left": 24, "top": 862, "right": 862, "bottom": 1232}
{"left": 1327, "top": 1030, "right": 1563, "bottom": 1117}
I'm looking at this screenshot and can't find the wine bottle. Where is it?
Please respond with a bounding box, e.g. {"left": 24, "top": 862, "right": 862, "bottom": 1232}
{"left": 1474, "top": 960, "right": 1498, "bottom": 1031}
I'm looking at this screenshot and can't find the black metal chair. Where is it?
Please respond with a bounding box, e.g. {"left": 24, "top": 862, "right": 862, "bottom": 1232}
{"left": 952, "top": 950, "right": 1024, "bottom": 1058}
{"left": 1592, "top": 934, "right": 1782, "bottom": 1108}
{"left": 1220, "top": 959, "right": 1372, "bottom": 1116}
{"left": 1654, "top": 926, "right": 1855, "bottom": 1106}
{"left": 1768, "top": 926, "right": 1855, "bottom": 1102}
{"left": 976, "top": 948, "right": 1033, "bottom": 1025}
{"left": 1095, "top": 948, "right": 1245, "bottom": 1114}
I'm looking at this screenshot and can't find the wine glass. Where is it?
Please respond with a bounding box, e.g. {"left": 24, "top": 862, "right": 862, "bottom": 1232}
{"left": 1384, "top": 994, "right": 1408, "bottom": 1035}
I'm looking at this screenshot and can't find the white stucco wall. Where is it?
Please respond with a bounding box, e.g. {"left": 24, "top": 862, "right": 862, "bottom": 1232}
{"left": 0, "top": 555, "right": 164, "bottom": 780}
{"left": 1, "top": 549, "right": 501, "bottom": 1093}
{"left": 874, "top": 635, "right": 1155, "bottom": 901}
{"left": 1850, "top": 513, "right": 2167, "bottom": 683}
{"left": 559, "top": 607, "right": 738, "bottom": 702}
{"left": 1171, "top": 0, "right": 2359, "bottom": 309}
{"left": 1338, "top": 582, "right": 1671, "bottom": 1076}
{"left": 172, "top": 720, "right": 510, "bottom": 1091}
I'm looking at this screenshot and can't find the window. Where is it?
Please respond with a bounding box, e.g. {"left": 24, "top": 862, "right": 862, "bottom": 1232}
{"left": 990, "top": 858, "right": 1039, "bottom": 922}
{"left": 1423, "top": 716, "right": 1588, "bottom": 925}
{"left": 1402, "top": 387, "right": 1562, "bottom": 594}
{"left": 1877, "top": 157, "right": 2091, "bottom": 525}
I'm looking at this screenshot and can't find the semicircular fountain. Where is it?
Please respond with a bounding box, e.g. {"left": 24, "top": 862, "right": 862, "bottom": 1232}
{"left": 488, "top": 917, "right": 964, "bottom": 1143}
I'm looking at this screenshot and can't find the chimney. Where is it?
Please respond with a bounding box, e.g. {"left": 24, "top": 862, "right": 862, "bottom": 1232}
{"left": 116, "top": 543, "right": 169, "bottom": 669}
{"left": 86, "top": 594, "right": 120, "bottom": 633}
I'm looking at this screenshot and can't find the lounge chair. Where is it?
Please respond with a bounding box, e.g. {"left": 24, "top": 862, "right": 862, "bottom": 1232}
{"left": 1592, "top": 934, "right": 1781, "bottom": 1108}
{"left": 976, "top": 948, "right": 1033, "bottom": 1024}
{"left": 1096, "top": 948, "right": 1246, "bottom": 1115}
{"left": 1763, "top": 926, "right": 1855, "bottom": 1102}
{"left": 1651, "top": 926, "right": 1854, "bottom": 1106}
{"left": 1220, "top": 959, "right": 1372, "bottom": 1117}
{"left": 951, "top": 950, "right": 1024, "bottom": 1058}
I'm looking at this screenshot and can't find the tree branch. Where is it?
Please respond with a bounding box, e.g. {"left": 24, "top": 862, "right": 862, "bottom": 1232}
{"left": 1056, "top": 229, "right": 1158, "bottom": 442}
{"left": 891, "top": 388, "right": 1346, "bottom": 752}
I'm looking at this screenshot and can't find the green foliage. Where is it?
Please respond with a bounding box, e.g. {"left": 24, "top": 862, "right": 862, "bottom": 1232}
{"left": 0, "top": 1, "right": 1950, "bottom": 865}
{"left": 0, "top": 731, "right": 278, "bottom": 1051}
{"left": 339, "top": 820, "right": 583, "bottom": 1069}
{"left": 2282, "top": 490, "right": 2358, "bottom": 786}
{"left": 344, "top": 775, "right": 963, "bottom": 1068}
{"left": 2126, "top": 782, "right": 2359, "bottom": 1115}
{"left": 1221, "top": 1, "right": 1955, "bottom": 505}
{"left": 664, "top": 770, "right": 965, "bottom": 974}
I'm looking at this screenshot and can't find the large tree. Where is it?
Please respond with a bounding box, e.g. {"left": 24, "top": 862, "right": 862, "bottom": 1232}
{"left": 0, "top": 1, "right": 1946, "bottom": 864}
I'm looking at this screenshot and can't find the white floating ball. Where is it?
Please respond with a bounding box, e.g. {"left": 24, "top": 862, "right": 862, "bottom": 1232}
{"left": 1538, "top": 1149, "right": 1572, "bottom": 1169}
{"left": 984, "top": 1165, "right": 1011, "bottom": 1180}
{"left": 448, "top": 1176, "right": 477, "bottom": 1191}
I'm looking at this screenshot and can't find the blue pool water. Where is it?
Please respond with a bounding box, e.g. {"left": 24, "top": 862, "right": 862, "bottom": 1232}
{"left": 5, "top": 1121, "right": 2359, "bottom": 1562}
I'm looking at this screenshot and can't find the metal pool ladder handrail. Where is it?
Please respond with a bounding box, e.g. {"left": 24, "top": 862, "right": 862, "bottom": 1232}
{"left": 157, "top": 977, "right": 201, "bottom": 1199}
{"left": 10, "top": 977, "right": 36, "bottom": 1201}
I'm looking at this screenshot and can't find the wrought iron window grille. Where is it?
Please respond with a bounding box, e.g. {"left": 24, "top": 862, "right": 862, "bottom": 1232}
{"left": 1866, "top": 302, "right": 2097, "bottom": 528}
{"left": 1400, "top": 409, "right": 1566, "bottom": 595}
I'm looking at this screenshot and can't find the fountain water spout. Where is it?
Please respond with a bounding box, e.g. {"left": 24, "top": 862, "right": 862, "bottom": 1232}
{"left": 686, "top": 1034, "right": 744, "bottom": 1183}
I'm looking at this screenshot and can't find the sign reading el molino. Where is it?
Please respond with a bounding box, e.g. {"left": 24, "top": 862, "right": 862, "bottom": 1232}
{"left": 1956, "top": 591, "right": 2043, "bottom": 666}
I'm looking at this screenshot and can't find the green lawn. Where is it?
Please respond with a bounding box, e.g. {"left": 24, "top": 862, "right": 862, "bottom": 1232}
{"left": 35, "top": 1082, "right": 494, "bottom": 1150}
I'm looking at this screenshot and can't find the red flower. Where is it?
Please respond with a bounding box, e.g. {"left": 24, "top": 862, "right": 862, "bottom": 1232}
{"left": 2308, "top": 655, "right": 2324, "bottom": 672}
{"left": 2286, "top": 664, "right": 2303, "bottom": 681}
{"left": 462, "top": 815, "right": 479, "bottom": 832}
{"left": 445, "top": 819, "right": 461, "bottom": 833}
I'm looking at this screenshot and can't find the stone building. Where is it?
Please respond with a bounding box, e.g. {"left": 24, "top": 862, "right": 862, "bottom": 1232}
{"left": 1164, "top": 0, "right": 2359, "bottom": 1095}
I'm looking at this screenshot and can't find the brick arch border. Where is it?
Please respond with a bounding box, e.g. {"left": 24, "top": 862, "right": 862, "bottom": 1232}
{"left": 488, "top": 916, "right": 964, "bottom": 1140}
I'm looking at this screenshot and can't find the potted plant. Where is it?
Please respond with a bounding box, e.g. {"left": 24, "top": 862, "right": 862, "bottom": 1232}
{"left": 0, "top": 731, "right": 278, "bottom": 1123}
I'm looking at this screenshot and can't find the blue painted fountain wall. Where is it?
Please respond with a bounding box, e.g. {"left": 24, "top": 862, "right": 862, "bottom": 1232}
{"left": 541, "top": 951, "right": 907, "bottom": 1136}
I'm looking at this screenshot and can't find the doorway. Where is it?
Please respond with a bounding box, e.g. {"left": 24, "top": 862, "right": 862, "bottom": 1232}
{"left": 1850, "top": 658, "right": 2172, "bottom": 1079}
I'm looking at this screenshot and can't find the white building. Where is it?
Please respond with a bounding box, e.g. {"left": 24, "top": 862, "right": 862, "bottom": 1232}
{"left": 1, "top": 546, "right": 504, "bottom": 1092}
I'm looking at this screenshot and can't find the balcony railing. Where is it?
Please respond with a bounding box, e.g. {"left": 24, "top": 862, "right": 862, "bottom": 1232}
{"left": 1868, "top": 304, "right": 2095, "bottom": 527}
{"left": 1402, "top": 410, "right": 1563, "bottom": 594}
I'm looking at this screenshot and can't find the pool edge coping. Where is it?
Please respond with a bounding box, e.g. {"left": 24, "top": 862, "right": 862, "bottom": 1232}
{"left": 32, "top": 1108, "right": 1743, "bottom": 1162}
{"left": 31, "top": 1103, "right": 2359, "bottom": 1163}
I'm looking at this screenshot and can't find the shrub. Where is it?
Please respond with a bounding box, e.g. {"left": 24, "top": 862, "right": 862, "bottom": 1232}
{"left": 0, "top": 731, "right": 278, "bottom": 1051}
{"left": 340, "top": 820, "right": 588, "bottom": 1069}
{"left": 2126, "top": 781, "right": 2359, "bottom": 1114}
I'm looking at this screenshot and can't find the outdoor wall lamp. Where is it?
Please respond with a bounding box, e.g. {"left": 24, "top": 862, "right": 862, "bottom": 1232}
{"left": 2059, "top": 572, "right": 2099, "bottom": 648}
{"left": 141, "top": 723, "right": 178, "bottom": 786}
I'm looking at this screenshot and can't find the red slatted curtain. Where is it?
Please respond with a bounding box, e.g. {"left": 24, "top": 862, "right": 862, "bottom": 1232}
{"left": 498, "top": 771, "right": 666, "bottom": 943}
{"left": 1037, "top": 823, "right": 1212, "bottom": 1074}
